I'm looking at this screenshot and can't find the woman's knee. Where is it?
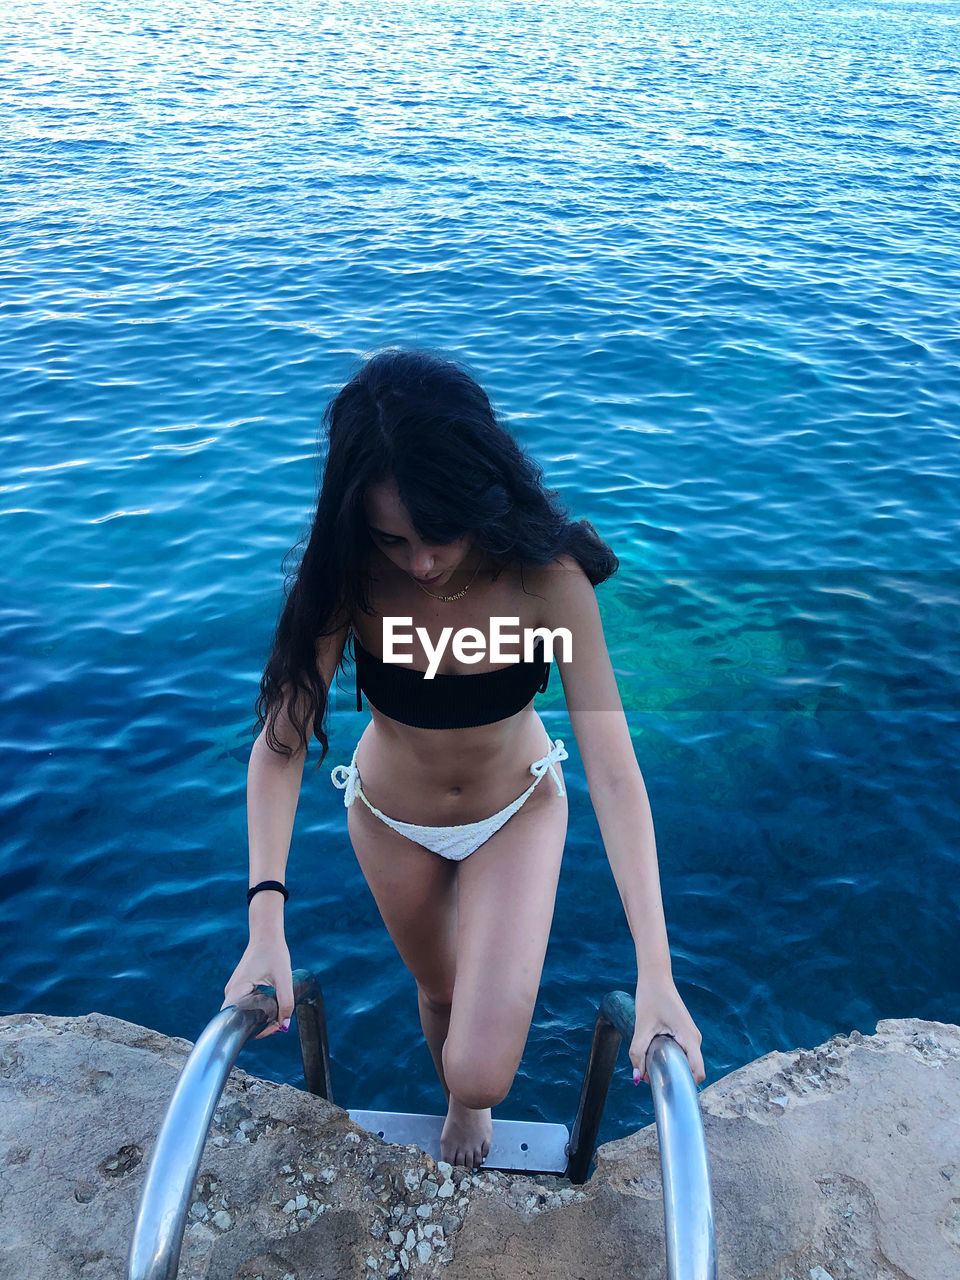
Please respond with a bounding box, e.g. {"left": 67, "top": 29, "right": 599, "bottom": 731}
{"left": 442, "top": 1040, "right": 516, "bottom": 1110}
{"left": 417, "top": 981, "right": 455, "bottom": 1013}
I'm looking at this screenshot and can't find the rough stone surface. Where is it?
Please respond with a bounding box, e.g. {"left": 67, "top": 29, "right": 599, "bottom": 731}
{"left": 1, "top": 1012, "right": 958, "bottom": 1279}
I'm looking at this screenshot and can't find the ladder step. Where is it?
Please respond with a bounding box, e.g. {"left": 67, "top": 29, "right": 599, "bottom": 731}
{"left": 347, "top": 1109, "right": 570, "bottom": 1175}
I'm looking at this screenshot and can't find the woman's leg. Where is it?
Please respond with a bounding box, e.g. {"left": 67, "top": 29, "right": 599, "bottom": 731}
{"left": 346, "top": 795, "right": 460, "bottom": 1094}
{"left": 441, "top": 779, "right": 569, "bottom": 1166}
{"left": 418, "top": 988, "right": 452, "bottom": 1103}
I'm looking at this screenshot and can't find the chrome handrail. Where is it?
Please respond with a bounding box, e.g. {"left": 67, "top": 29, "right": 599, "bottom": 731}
{"left": 130, "top": 976, "right": 714, "bottom": 1278}
{"left": 565, "top": 990, "right": 717, "bottom": 1280}
{"left": 127, "top": 969, "right": 332, "bottom": 1280}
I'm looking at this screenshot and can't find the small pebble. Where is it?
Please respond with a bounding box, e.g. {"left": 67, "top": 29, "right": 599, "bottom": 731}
{"left": 416, "top": 1240, "right": 433, "bottom": 1263}
{"left": 438, "top": 1180, "right": 455, "bottom": 1198}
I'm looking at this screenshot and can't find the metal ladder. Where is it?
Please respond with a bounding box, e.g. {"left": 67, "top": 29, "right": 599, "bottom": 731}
{"left": 127, "top": 969, "right": 717, "bottom": 1279}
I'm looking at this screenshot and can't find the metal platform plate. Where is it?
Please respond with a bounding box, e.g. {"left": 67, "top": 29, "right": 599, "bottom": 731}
{"left": 347, "top": 1109, "right": 570, "bottom": 1174}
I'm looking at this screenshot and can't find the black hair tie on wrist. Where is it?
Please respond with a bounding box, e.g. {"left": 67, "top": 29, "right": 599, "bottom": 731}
{"left": 247, "top": 880, "right": 289, "bottom": 905}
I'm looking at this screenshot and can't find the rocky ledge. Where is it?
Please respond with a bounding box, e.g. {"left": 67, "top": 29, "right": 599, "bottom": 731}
{"left": 1, "top": 1013, "right": 958, "bottom": 1279}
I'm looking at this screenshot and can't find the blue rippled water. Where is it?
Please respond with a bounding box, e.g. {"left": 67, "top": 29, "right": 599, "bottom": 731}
{"left": 2, "top": 0, "right": 959, "bottom": 1155}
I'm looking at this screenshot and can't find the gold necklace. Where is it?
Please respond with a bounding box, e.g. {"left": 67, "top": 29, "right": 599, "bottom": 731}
{"left": 413, "top": 556, "right": 483, "bottom": 602}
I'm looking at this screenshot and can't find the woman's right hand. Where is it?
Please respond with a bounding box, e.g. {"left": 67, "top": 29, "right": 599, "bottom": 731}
{"left": 220, "top": 936, "right": 295, "bottom": 1039}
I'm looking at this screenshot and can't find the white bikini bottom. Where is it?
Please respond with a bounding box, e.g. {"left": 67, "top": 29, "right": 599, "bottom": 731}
{"left": 330, "top": 732, "right": 568, "bottom": 861}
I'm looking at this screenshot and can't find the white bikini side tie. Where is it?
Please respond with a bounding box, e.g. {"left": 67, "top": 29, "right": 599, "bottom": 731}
{"left": 330, "top": 744, "right": 361, "bottom": 806}
{"left": 529, "top": 738, "right": 568, "bottom": 797}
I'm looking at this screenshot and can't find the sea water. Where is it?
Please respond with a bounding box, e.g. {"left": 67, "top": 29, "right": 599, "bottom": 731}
{"left": 2, "top": 0, "right": 958, "bottom": 1152}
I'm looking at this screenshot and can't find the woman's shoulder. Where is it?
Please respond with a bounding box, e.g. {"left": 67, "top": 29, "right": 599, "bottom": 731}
{"left": 512, "top": 554, "right": 589, "bottom": 633}
{"left": 509, "top": 550, "right": 582, "bottom": 574}
{"left": 549, "top": 552, "right": 583, "bottom": 575}
{"left": 529, "top": 553, "right": 600, "bottom": 630}
{"left": 521, "top": 552, "right": 587, "bottom": 587}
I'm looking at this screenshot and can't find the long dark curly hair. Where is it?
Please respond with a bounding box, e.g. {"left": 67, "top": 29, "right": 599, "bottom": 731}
{"left": 255, "top": 346, "right": 619, "bottom": 766}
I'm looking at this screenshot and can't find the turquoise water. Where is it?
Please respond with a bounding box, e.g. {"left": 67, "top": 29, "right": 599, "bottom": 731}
{"left": 3, "top": 0, "right": 959, "bottom": 1155}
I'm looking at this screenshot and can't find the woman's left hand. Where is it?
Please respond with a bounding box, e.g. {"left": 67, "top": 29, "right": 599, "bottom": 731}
{"left": 629, "top": 977, "right": 706, "bottom": 1086}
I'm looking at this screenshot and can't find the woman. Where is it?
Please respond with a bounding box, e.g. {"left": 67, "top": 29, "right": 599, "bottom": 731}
{"left": 221, "top": 347, "right": 705, "bottom": 1171}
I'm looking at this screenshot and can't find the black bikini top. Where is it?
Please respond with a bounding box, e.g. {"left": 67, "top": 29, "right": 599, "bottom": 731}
{"left": 352, "top": 630, "right": 551, "bottom": 729}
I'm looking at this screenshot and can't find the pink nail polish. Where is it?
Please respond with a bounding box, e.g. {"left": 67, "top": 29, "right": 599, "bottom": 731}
{"left": 633, "top": 1068, "right": 641, "bottom": 1085}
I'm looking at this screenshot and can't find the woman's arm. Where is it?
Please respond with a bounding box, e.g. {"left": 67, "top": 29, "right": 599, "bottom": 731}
{"left": 582, "top": 767, "right": 673, "bottom": 980}
{"left": 247, "top": 622, "right": 350, "bottom": 942}
{"left": 541, "top": 556, "right": 705, "bottom": 1084}
{"left": 541, "top": 555, "right": 670, "bottom": 968}
{"left": 246, "top": 733, "right": 309, "bottom": 941}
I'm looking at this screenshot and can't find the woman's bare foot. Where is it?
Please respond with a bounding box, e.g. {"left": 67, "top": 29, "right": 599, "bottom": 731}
{"left": 440, "top": 1093, "right": 492, "bottom": 1169}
